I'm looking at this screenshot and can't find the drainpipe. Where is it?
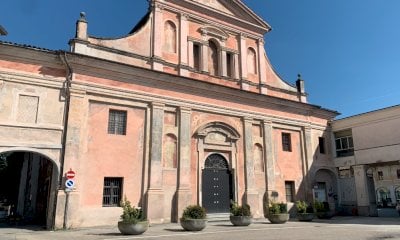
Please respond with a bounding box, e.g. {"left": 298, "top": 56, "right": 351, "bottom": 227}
{"left": 55, "top": 51, "right": 73, "bottom": 229}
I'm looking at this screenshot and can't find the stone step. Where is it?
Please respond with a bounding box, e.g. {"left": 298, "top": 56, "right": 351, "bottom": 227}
{"left": 206, "top": 213, "right": 230, "bottom": 222}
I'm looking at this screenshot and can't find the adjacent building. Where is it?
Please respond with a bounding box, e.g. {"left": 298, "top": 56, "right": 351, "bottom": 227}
{"left": 332, "top": 105, "right": 400, "bottom": 216}
{"left": 0, "top": 0, "right": 339, "bottom": 229}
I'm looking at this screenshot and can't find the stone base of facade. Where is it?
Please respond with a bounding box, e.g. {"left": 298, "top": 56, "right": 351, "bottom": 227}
{"left": 146, "top": 189, "right": 165, "bottom": 224}
{"left": 357, "top": 205, "right": 370, "bottom": 216}
{"left": 176, "top": 189, "right": 192, "bottom": 222}
{"left": 244, "top": 191, "right": 260, "bottom": 217}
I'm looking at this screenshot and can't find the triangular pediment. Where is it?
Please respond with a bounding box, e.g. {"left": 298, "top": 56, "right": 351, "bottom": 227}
{"left": 167, "top": 0, "right": 271, "bottom": 33}
{"left": 192, "top": 0, "right": 233, "bottom": 15}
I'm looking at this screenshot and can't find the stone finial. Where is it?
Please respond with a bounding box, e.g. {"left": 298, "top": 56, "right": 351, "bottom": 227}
{"left": 79, "top": 12, "right": 87, "bottom": 22}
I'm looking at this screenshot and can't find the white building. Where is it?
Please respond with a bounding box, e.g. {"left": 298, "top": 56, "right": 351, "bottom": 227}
{"left": 332, "top": 105, "right": 400, "bottom": 216}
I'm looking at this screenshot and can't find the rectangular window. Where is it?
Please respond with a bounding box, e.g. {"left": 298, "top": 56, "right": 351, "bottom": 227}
{"left": 108, "top": 110, "right": 127, "bottom": 135}
{"left": 282, "top": 132, "right": 292, "bottom": 152}
{"left": 334, "top": 131, "right": 354, "bottom": 157}
{"left": 226, "top": 52, "right": 233, "bottom": 78}
{"left": 285, "top": 181, "right": 295, "bottom": 202}
{"left": 103, "top": 177, "right": 123, "bottom": 207}
{"left": 193, "top": 43, "right": 200, "bottom": 71}
{"left": 378, "top": 171, "right": 383, "bottom": 180}
{"left": 319, "top": 137, "right": 326, "bottom": 154}
{"left": 397, "top": 169, "right": 400, "bottom": 179}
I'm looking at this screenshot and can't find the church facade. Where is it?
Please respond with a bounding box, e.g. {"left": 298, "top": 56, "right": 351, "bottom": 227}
{"left": 0, "top": 0, "right": 338, "bottom": 228}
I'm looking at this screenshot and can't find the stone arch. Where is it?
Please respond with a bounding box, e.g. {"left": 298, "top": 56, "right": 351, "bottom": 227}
{"left": 376, "top": 187, "right": 390, "bottom": 207}
{"left": 199, "top": 25, "right": 229, "bottom": 42}
{"left": 163, "top": 133, "right": 177, "bottom": 168}
{"left": 195, "top": 121, "right": 240, "bottom": 141}
{"left": 313, "top": 168, "right": 337, "bottom": 209}
{"left": 247, "top": 47, "right": 257, "bottom": 74}
{"left": 163, "top": 20, "right": 177, "bottom": 53}
{"left": 0, "top": 148, "right": 59, "bottom": 229}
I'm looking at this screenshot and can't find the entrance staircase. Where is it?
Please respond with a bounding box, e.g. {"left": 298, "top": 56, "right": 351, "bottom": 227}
{"left": 207, "top": 213, "right": 230, "bottom": 222}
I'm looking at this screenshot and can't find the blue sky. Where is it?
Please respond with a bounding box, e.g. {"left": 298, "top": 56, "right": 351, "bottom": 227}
{"left": 1, "top": 0, "right": 399, "bottom": 118}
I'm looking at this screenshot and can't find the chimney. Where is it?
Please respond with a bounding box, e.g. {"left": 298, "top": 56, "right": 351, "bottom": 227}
{"left": 76, "top": 12, "right": 88, "bottom": 40}
{"left": 296, "top": 74, "right": 307, "bottom": 103}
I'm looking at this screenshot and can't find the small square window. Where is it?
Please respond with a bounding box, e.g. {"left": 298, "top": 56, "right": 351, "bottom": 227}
{"left": 108, "top": 110, "right": 127, "bottom": 135}
{"left": 282, "top": 133, "right": 292, "bottom": 152}
{"left": 285, "top": 181, "right": 295, "bottom": 202}
{"left": 319, "top": 137, "right": 326, "bottom": 154}
{"left": 103, "top": 177, "right": 123, "bottom": 207}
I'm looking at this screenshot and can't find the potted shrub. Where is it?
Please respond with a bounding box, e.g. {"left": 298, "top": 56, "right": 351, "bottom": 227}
{"left": 295, "top": 201, "right": 314, "bottom": 221}
{"left": 229, "top": 202, "right": 252, "bottom": 226}
{"left": 314, "top": 201, "right": 333, "bottom": 219}
{"left": 267, "top": 202, "right": 289, "bottom": 224}
{"left": 180, "top": 205, "right": 207, "bottom": 231}
{"left": 118, "top": 197, "right": 149, "bottom": 235}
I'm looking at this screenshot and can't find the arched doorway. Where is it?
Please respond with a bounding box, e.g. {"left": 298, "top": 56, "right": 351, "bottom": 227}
{"left": 202, "top": 154, "right": 233, "bottom": 213}
{"left": 0, "top": 151, "right": 58, "bottom": 228}
{"left": 313, "top": 168, "right": 337, "bottom": 210}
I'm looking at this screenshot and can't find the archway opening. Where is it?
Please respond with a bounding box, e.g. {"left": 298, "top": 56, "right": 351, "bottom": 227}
{"left": 201, "top": 154, "right": 233, "bottom": 213}
{"left": 0, "top": 151, "right": 57, "bottom": 228}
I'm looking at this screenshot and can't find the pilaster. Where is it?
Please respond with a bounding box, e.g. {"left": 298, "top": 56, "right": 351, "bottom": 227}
{"left": 262, "top": 121, "right": 275, "bottom": 203}
{"left": 152, "top": 3, "right": 164, "bottom": 71}
{"left": 243, "top": 117, "right": 259, "bottom": 214}
{"left": 179, "top": 14, "right": 189, "bottom": 77}
{"left": 146, "top": 102, "right": 165, "bottom": 223}
{"left": 257, "top": 38, "right": 267, "bottom": 94}
{"left": 201, "top": 42, "right": 209, "bottom": 73}
{"left": 239, "top": 34, "right": 248, "bottom": 80}
{"left": 353, "top": 165, "right": 371, "bottom": 216}
{"left": 302, "top": 126, "right": 313, "bottom": 201}
{"left": 176, "top": 107, "right": 192, "bottom": 220}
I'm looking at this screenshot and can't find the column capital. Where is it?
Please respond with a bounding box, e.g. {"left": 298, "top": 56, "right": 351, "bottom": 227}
{"left": 242, "top": 116, "right": 253, "bottom": 123}
{"left": 180, "top": 13, "right": 189, "bottom": 21}
{"left": 151, "top": 102, "right": 165, "bottom": 109}
{"left": 179, "top": 106, "right": 191, "bottom": 114}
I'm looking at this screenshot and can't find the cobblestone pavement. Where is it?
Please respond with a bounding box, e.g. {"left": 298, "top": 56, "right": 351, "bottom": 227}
{"left": 1, "top": 217, "right": 400, "bottom": 240}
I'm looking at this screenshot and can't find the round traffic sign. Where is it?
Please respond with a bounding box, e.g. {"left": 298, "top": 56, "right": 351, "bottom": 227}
{"left": 65, "top": 179, "right": 75, "bottom": 189}
{"left": 66, "top": 169, "right": 76, "bottom": 179}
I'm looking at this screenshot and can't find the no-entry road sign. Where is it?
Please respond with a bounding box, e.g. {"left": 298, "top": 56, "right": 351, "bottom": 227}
{"left": 66, "top": 169, "right": 76, "bottom": 179}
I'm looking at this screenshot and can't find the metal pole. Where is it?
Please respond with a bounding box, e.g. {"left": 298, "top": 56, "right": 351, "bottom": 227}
{"left": 63, "top": 190, "right": 70, "bottom": 229}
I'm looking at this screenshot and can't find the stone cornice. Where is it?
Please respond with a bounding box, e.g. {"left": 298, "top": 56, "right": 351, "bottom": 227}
{"left": 65, "top": 51, "right": 337, "bottom": 120}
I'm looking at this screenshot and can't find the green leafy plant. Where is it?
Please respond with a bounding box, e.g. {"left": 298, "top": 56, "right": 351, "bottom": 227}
{"left": 269, "top": 202, "right": 288, "bottom": 214}
{"left": 295, "top": 201, "right": 308, "bottom": 214}
{"left": 120, "top": 196, "right": 144, "bottom": 224}
{"left": 314, "top": 201, "right": 328, "bottom": 213}
{"left": 181, "top": 205, "right": 206, "bottom": 220}
{"left": 230, "top": 202, "right": 251, "bottom": 216}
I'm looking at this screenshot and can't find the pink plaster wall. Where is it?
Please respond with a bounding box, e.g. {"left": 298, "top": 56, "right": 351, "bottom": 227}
{"left": 80, "top": 102, "right": 146, "bottom": 207}
{"left": 0, "top": 59, "right": 65, "bottom": 78}
{"left": 273, "top": 129, "right": 305, "bottom": 202}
